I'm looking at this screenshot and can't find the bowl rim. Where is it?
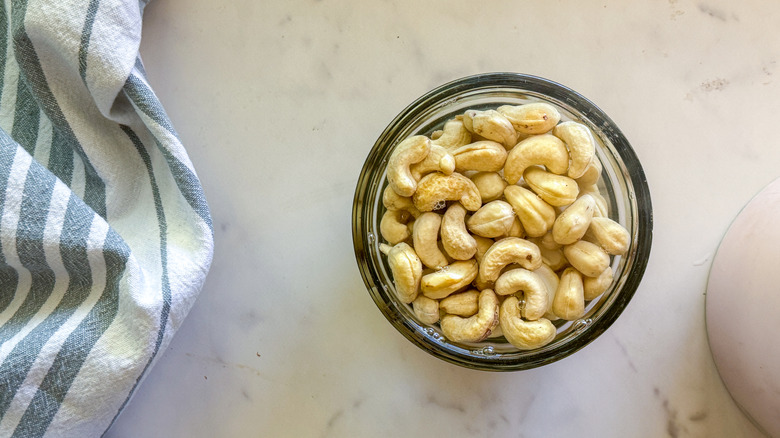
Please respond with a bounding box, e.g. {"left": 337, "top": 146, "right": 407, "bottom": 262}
{"left": 352, "top": 72, "right": 653, "bottom": 371}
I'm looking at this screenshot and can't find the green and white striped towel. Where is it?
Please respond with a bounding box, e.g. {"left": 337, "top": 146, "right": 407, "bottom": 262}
{"left": 0, "top": 0, "right": 213, "bottom": 436}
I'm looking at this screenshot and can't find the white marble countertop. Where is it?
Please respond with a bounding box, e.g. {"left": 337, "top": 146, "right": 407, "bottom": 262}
{"left": 106, "top": 0, "right": 777, "bottom": 436}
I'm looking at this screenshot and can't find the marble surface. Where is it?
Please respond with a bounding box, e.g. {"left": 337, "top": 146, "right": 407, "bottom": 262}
{"left": 104, "top": 0, "right": 779, "bottom": 436}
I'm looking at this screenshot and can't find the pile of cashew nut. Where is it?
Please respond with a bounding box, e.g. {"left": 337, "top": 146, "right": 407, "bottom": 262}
{"left": 377, "top": 102, "right": 631, "bottom": 351}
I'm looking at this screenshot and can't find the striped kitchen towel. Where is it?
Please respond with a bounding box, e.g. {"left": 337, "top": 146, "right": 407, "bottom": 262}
{"left": 0, "top": 0, "right": 213, "bottom": 437}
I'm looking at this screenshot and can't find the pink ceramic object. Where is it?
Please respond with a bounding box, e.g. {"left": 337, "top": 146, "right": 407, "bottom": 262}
{"left": 707, "top": 177, "right": 780, "bottom": 437}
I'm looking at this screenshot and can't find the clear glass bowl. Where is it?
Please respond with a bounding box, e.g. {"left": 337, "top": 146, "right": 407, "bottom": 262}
{"left": 352, "top": 72, "right": 653, "bottom": 371}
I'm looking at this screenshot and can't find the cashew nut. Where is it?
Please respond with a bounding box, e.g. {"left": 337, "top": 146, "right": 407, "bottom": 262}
{"left": 440, "top": 203, "right": 477, "bottom": 261}
{"left": 552, "top": 267, "right": 585, "bottom": 320}
{"left": 524, "top": 166, "right": 579, "bottom": 207}
{"left": 473, "top": 235, "right": 494, "bottom": 263}
{"left": 387, "top": 135, "right": 431, "bottom": 197}
{"left": 575, "top": 157, "right": 602, "bottom": 187}
{"left": 384, "top": 242, "right": 422, "bottom": 304}
{"left": 539, "top": 246, "right": 568, "bottom": 271}
{"left": 539, "top": 231, "right": 561, "bottom": 250}
{"left": 497, "top": 102, "right": 561, "bottom": 135}
{"left": 462, "top": 109, "right": 518, "bottom": 148}
{"left": 452, "top": 141, "right": 508, "bottom": 173}
{"left": 469, "top": 171, "right": 507, "bottom": 203}
{"left": 412, "top": 212, "right": 449, "bottom": 269}
{"left": 534, "top": 263, "right": 560, "bottom": 321}
{"left": 440, "top": 289, "right": 500, "bottom": 343}
{"left": 412, "top": 295, "right": 440, "bottom": 325}
{"left": 439, "top": 289, "right": 480, "bottom": 317}
{"left": 410, "top": 144, "right": 456, "bottom": 180}
{"left": 552, "top": 194, "right": 596, "bottom": 245}
{"left": 563, "top": 240, "right": 610, "bottom": 277}
{"left": 583, "top": 266, "right": 613, "bottom": 301}
{"left": 500, "top": 297, "right": 556, "bottom": 350}
{"left": 494, "top": 268, "right": 548, "bottom": 321}
{"left": 376, "top": 100, "right": 631, "bottom": 352}
{"left": 466, "top": 200, "right": 516, "bottom": 238}
{"left": 504, "top": 217, "right": 525, "bottom": 238}
{"left": 578, "top": 184, "right": 610, "bottom": 218}
{"left": 503, "top": 134, "right": 570, "bottom": 184}
{"left": 382, "top": 185, "right": 422, "bottom": 218}
{"left": 431, "top": 119, "right": 472, "bottom": 151}
{"left": 486, "top": 323, "right": 504, "bottom": 339}
{"left": 380, "top": 209, "right": 412, "bottom": 244}
{"left": 553, "top": 121, "right": 596, "bottom": 179}
{"left": 585, "top": 217, "right": 630, "bottom": 255}
{"left": 421, "top": 259, "right": 479, "bottom": 299}
{"left": 477, "top": 237, "right": 542, "bottom": 287}
{"left": 413, "top": 172, "right": 482, "bottom": 212}
{"left": 503, "top": 185, "right": 556, "bottom": 237}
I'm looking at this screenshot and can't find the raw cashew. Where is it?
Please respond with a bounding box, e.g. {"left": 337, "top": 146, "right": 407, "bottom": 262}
{"left": 578, "top": 184, "right": 610, "bottom": 218}
{"left": 539, "top": 231, "right": 561, "bottom": 250}
{"left": 503, "top": 185, "right": 556, "bottom": 237}
{"left": 504, "top": 217, "right": 525, "bottom": 238}
{"left": 552, "top": 194, "right": 596, "bottom": 245}
{"left": 585, "top": 217, "right": 630, "bottom": 255}
{"left": 497, "top": 102, "right": 561, "bottom": 134}
{"left": 380, "top": 209, "right": 412, "bottom": 244}
{"left": 387, "top": 135, "right": 431, "bottom": 197}
{"left": 563, "top": 240, "right": 610, "bottom": 277}
{"left": 382, "top": 186, "right": 421, "bottom": 218}
{"left": 439, "top": 289, "right": 480, "bottom": 317}
{"left": 500, "top": 297, "right": 556, "bottom": 350}
{"left": 553, "top": 121, "right": 596, "bottom": 179}
{"left": 539, "top": 246, "right": 568, "bottom": 271}
{"left": 584, "top": 266, "right": 613, "bottom": 301}
{"left": 503, "top": 134, "right": 570, "bottom": 184}
{"left": 452, "top": 141, "right": 508, "bottom": 173}
{"left": 384, "top": 242, "right": 422, "bottom": 304}
{"left": 410, "top": 144, "right": 456, "bottom": 180}
{"left": 524, "top": 167, "right": 579, "bottom": 207}
{"left": 413, "top": 172, "right": 482, "bottom": 212}
{"left": 575, "top": 158, "right": 602, "bottom": 187}
{"left": 421, "top": 259, "right": 479, "bottom": 299}
{"left": 494, "top": 268, "right": 548, "bottom": 321}
{"left": 486, "top": 324, "right": 504, "bottom": 339}
{"left": 413, "top": 212, "right": 448, "bottom": 269}
{"left": 552, "top": 267, "right": 585, "bottom": 320}
{"left": 469, "top": 171, "right": 507, "bottom": 203}
{"left": 440, "top": 289, "right": 500, "bottom": 343}
{"left": 376, "top": 100, "right": 632, "bottom": 352}
{"left": 473, "top": 235, "right": 494, "bottom": 263}
{"left": 462, "top": 109, "right": 518, "bottom": 148}
{"left": 406, "top": 218, "right": 415, "bottom": 236}
{"left": 477, "top": 237, "right": 542, "bottom": 287}
{"left": 440, "top": 203, "right": 477, "bottom": 261}
{"left": 535, "top": 264, "right": 560, "bottom": 321}
{"left": 413, "top": 295, "right": 440, "bottom": 325}
{"left": 379, "top": 243, "right": 393, "bottom": 254}
{"left": 431, "top": 119, "right": 472, "bottom": 151}
{"left": 467, "top": 200, "right": 516, "bottom": 238}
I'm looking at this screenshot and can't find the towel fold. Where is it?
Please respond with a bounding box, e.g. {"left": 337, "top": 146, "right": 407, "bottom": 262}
{"left": 0, "top": 0, "right": 214, "bottom": 436}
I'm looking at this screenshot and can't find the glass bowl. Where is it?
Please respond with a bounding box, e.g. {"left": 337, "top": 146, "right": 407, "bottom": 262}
{"left": 352, "top": 72, "right": 652, "bottom": 371}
